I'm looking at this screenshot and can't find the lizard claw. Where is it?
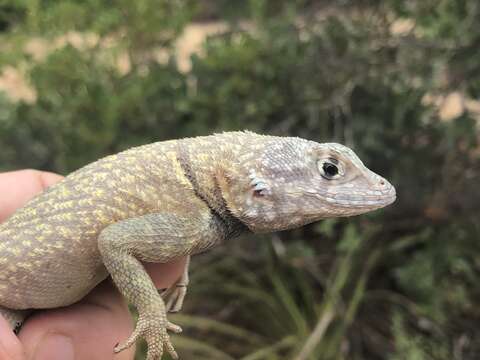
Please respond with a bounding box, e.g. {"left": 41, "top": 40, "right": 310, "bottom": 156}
{"left": 167, "top": 321, "right": 182, "bottom": 333}
{"left": 114, "top": 311, "right": 181, "bottom": 359}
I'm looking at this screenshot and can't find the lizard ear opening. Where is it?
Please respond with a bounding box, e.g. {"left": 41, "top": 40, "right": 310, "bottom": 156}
{"left": 248, "top": 170, "right": 271, "bottom": 197}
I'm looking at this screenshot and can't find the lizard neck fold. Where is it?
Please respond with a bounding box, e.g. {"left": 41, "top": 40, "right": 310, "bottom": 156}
{"left": 176, "top": 142, "right": 249, "bottom": 241}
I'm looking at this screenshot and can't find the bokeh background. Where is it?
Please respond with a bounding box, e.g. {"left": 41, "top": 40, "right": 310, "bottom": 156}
{"left": 1, "top": 1, "right": 479, "bottom": 359}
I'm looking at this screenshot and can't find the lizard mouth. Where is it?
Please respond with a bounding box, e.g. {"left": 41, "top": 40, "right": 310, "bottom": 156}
{"left": 322, "top": 185, "right": 396, "bottom": 209}
{"left": 371, "top": 191, "right": 396, "bottom": 208}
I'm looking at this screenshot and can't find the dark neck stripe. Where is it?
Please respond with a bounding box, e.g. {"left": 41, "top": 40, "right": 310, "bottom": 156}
{"left": 176, "top": 145, "right": 248, "bottom": 239}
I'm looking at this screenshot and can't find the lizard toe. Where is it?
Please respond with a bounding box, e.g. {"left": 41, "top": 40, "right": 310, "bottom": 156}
{"left": 164, "top": 337, "right": 179, "bottom": 359}
{"left": 144, "top": 324, "right": 176, "bottom": 360}
{"left": 115, "top": 311, "right": 179, "bottom": 359}
{"left": 114, "top": 324, "right": 142, "bottom": 353}
{"left": 165, "top": 285, "right": 188, "bottom": 313}
{"left": 167, "top": 321, "right": 182, "bottom": 333}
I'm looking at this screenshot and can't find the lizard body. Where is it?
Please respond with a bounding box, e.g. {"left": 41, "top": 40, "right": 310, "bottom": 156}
{"left": 0, "top": 131, "right": 396, "bottom": 359}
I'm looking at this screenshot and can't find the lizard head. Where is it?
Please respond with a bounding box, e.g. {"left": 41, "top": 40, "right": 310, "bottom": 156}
{"left": 222, "top": 137, "right": 396, "bottom": 233}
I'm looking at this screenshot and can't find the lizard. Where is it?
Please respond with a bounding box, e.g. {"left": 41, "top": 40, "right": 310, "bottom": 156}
{"left": 0, "top": 131, "right": 396, "bottom": 359}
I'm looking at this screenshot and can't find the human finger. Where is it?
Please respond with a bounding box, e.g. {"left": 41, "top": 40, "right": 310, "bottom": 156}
{"left": 0, "top": 170, "right": 63, "bottom": 222}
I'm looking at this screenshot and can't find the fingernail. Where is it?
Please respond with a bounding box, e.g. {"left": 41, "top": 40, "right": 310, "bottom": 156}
{"left": 33, "top": 334, "right": 74, "bottom": 360}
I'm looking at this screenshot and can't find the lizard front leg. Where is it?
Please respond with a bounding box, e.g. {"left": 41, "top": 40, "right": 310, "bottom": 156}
{"left": 98, "top": 212, "right": 214, "bottom": 360}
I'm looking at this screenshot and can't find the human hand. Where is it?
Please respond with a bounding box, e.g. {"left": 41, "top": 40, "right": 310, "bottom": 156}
{"left": 0, "top": 170, "right": 187, "bottom": 360}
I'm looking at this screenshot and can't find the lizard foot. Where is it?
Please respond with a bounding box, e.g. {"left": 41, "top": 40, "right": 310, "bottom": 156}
{"left": 0, "top": 307, "right": 31, "bottom": 332}
{"left": 164, "top": 284, "right": 187, "bottom": 313}
{"left": 114, "top": 311, "right": 182, "bottom": 359}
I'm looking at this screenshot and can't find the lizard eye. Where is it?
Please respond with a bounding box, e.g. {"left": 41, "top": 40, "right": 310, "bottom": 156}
{"left": 319, "top": 159, "right": 343, "bottom": 180}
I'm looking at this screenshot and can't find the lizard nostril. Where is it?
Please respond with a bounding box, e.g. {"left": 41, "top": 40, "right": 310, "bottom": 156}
{"left": 379, "top": 179, "right": 385, "bottom": 186}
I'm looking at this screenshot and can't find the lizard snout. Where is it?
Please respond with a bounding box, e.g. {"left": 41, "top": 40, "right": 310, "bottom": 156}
{"left": 375, "top": 176, "right": 396, "bottom": 206}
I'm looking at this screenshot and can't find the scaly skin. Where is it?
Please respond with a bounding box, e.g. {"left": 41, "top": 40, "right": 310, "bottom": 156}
{"left": 0, "top": 131, "right": 396, "bottom": 359}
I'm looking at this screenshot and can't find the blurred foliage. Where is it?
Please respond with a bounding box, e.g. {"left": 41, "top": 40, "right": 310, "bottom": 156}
{"left": 1, "top": 0, "right": 479, "bottom": 359}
